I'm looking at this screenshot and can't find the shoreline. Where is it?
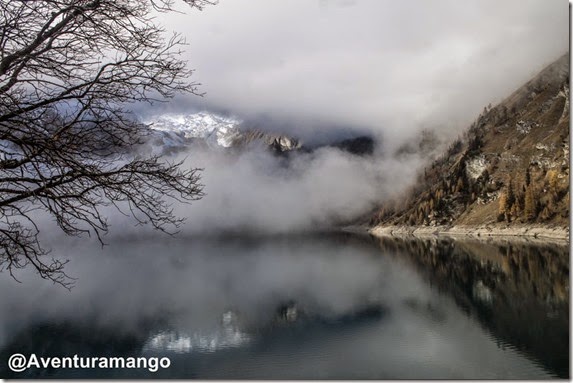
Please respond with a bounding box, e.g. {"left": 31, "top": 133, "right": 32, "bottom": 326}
{"left": 367, "top": 224, "right": 570, "bottom": 244}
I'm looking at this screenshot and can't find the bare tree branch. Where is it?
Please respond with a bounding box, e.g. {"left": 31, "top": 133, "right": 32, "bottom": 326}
{"left": 0, "top": 0, "right": 211, "bottom": 287}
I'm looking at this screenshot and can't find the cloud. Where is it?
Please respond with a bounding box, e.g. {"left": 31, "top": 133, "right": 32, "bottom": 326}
{"left": 87, "top": 143, "right": 421, "bottom": 236}
{"left": 173, "top": 146, "right": 418, "bottom": 234}
{"left": 2, "top": 0, "right": 568, "bottom": 286}
{"left": 118, "top": 0, "right": 570, "bottom": 236}
{"left": 145, "top": 0, "right": 568, "bottom": 147}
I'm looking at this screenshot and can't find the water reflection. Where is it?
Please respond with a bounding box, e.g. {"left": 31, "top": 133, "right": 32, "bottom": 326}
{"left": 0, "top": 233, "right": 568, "bottom": 379}
{"left": 371, "top": 235, "right": 569, "bottom": 378}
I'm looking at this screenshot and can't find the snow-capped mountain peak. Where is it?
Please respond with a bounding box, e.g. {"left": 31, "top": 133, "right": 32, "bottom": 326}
{"left": 147, "top": 112, "right": 242, "bottom": 148}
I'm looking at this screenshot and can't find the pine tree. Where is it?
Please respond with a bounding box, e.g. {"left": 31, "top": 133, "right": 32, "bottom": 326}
{"left": 455, "top": 177, "right": 464, "bottom": 193}
{"left": 506, "top": 176, "right": 516, "bottom": 209}
{"left": 510, "top": 203, "right": 519, "bottom": 220}
{"left": 516, "top": 189, "right": 525, "bottom": 211}
{"left": 547, "top": 170, "right": 559, "bottom": 192}
{"left": 498, "top": 191, "right": 508, "bottom": 222}
{"left": 408, "top": 213, "right": 416, "bottom": 226}
{"left": 540, "top": 206, "right": 551, "bottom": 221}
{"left": 524, "top": 185, "right": 537, "bottom": 221}
{"left": 417, "top": 210, "right": 425, "bottom": 224}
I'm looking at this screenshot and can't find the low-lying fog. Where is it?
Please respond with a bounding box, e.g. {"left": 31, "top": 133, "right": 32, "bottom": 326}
{"left": 46, "top": 140, "right": 422, "bottom": 238}
{"left": 0, "top": 235, "right": 407, "bottom": 343}
{"left": 0, "top": 235, "right": 554, "bottom": 379}
{"left": 161, "top": 143, "right": 421, "bottom": 234}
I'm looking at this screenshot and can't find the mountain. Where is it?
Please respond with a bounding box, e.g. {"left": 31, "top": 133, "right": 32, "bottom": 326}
{"left": 331, "top": 136, "right": 375, "bottom": 156}
{"left": 143, "top": 111, "right": 304, "bottom": 155}
{"left": 143, "top": 111, "right": 377, "bottom": 156}
{"left": 370, "top": 54, "right": 569, "bottom": 231}
{"left": 146, "top": 112, "right": 242, "bottom": 149}
{"left": 229, "top": 129, "right": 302, "bottom": 152}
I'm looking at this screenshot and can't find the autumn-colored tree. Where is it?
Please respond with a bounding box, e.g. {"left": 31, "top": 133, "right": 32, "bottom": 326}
{"left": 524, "top": 185, "right": 537, "bottom": 221}
{"left": 417, "top": 210, "right": 425, "bottom": 224}
{"left": 546, "top": 170, "right": 560, "bottom": 206}
{"left": 547, "top": 170, "right": 559, "bottom": 192}
{"left": 540, "top": 206, "right": 551, "bottom": 221}
{"left": 408, "top": 213, "right": 416, "bottom": 226}
{"left": 498, "top": 191, "right": 508, "bottom": 222}
{"left": 497, "top": 175, "right": 516, "bottom": 222}
{"left": 516, "top": 189, "right": 525, "bottom": 211}
{"left": 506, "top": 175, "right": 516, "bottom": 209}
{"left": 510, "top": 203, "right": 519, "bottom": 220}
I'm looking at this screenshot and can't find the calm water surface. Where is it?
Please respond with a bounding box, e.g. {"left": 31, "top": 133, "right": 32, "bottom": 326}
{"left": 0, "top": 233, "right": 568, "bottom": 379}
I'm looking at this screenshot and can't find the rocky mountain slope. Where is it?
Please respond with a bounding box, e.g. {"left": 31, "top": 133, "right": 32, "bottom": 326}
{"left": 142, "top": 112, "right": 240, "bottom": 154}
{"left": 229, "top": 129, "right": 302, "bottom": 152}
{"left": 370, "top": 53, "right": 569, "bottom": 231}
{"left": 143, "top": 111, "right": 376, "bottom": 156}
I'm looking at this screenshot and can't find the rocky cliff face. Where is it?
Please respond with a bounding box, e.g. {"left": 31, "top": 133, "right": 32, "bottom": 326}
{"left": 331, "top": 136, "right": 375, "bottom": 156}
{"left": 370, "top": 53, "right": 569, "bottom": 229}
{"left": 140, "top": 112, "right": 303, "bottom": 155}
{"left": 229, "top": 129, "right": 302, "bottom": 153}
{"left": 142, "top": 111, "right": 378, "bottom": 158}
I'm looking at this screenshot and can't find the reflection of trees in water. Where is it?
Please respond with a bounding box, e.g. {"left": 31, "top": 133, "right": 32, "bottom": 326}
{"left": 371, "top": 236, "right": 569, "bottom": 378}
{"left": 496, "top": 242, "right": 568, "bottom": 303}
{"left": 372, "top": 236, "right": 568, "bottom": 305}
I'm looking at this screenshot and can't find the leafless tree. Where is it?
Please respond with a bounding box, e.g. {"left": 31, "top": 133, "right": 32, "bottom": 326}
{"left": 0, "top": 0, "right": 212, "bottom": 287}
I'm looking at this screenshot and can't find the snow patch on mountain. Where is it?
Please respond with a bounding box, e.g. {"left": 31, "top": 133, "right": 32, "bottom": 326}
{"left": 466, "top": 154, "right": 487, "bottom": 181}
{"left": 147, "top": 112, "right": 242, "bottom": 148}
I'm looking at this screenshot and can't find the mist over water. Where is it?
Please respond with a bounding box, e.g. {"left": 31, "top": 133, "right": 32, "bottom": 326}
{"left": 170, "top": 145, "right": 418, "bottom": 234}
{"left": 0, "top": 234, "right": 566, "bottom": 379}
{"left": 0, "top": 235, "right": 394, "bottom": 338}
{"left": 69, "top": 141, "right": 424, "bottom": 238}
{"left": 122, "top": 0, "right": 570, "bottom": 238}
{"left": 0, "top": 1, "right": 568, "bottom": 379}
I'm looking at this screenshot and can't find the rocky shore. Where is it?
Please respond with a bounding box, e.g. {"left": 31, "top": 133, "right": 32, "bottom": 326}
{"left": 369, "top": 224, "right": 569, "bottom": 243}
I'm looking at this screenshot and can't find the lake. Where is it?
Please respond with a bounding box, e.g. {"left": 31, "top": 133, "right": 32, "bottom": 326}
{"left": 0, "top": 232, "right": 568, "bottom": 379}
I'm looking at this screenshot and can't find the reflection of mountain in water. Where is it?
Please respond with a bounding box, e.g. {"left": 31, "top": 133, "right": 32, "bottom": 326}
{"left": 0, "top": 300, "right": 386, "bottom": 379}
{"left": 0, "top": 233, "right": 567, "bottom": 379}
{"left": 372, "top": 236, "right": 569, "bottom": 378}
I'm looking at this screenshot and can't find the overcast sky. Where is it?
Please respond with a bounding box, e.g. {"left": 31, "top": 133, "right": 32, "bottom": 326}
{"left": 150, "top": 0, "right": 569, "bottom": 145}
